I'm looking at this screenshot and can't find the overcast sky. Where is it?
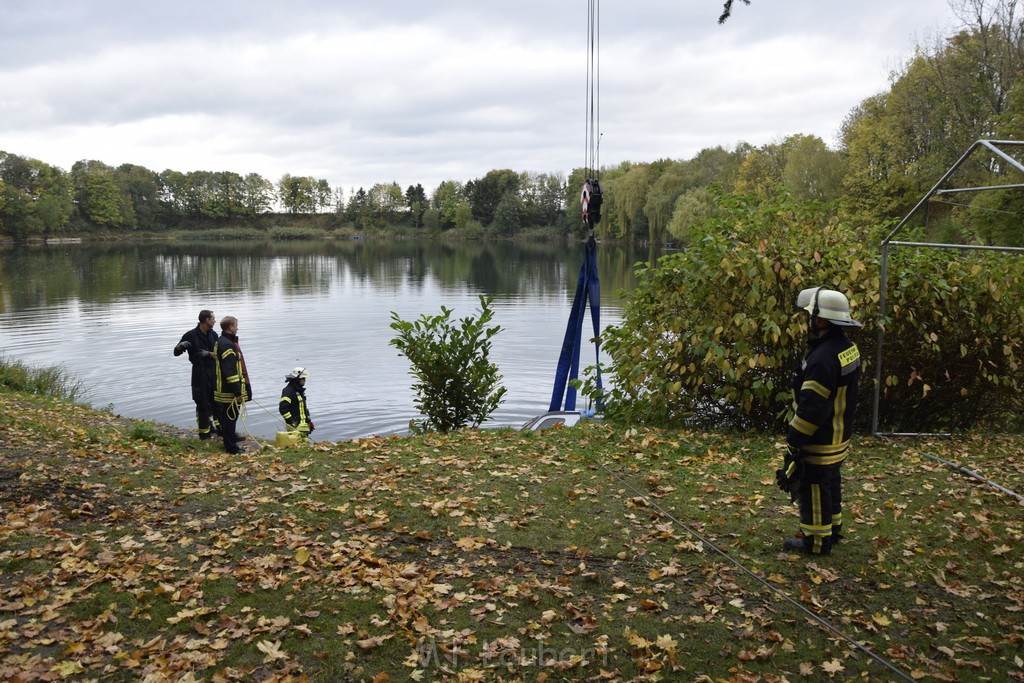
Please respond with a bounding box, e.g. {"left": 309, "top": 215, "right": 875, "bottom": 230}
{"left": 2, "top": 1, "right": 961, "bottom": 197}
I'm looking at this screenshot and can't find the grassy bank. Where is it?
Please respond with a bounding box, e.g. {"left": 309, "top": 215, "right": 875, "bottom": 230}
{"left": 1, "top": 389, "right": 1021, "bottom": 681}
{"left": 0, "top": 355, "right": 83, "bottom": 402}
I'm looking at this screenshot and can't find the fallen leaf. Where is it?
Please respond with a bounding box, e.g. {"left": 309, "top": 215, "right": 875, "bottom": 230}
{"left": 822, "top": 659, "right": 844, "bottom": 674}
{"left": 256, "top": 639, "right": 289, "bottom": 663}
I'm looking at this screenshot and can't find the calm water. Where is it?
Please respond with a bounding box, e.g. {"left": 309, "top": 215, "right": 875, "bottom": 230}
{"left": 0, "top": 240, "right": 652, "bottom": 441}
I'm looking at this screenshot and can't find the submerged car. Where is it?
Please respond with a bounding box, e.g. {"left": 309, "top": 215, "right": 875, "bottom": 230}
{"left": 520, "top": 410, "right": 598, "bottom": 431}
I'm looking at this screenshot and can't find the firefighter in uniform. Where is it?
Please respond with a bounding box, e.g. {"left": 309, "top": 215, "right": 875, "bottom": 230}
{"left": 212, "top": 316, "right": 252, "bottom": 455}
{"left": 279, "top": 367, "right": 314, "bottom": 439}
{"left": 173, "top": 309, "right": 220, "bottom": 439}
{"left": 778, "top": 287, "right": 862, "bottom": 556}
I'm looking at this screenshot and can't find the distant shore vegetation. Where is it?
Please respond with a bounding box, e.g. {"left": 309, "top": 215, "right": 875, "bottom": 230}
{"left": 3, "top": 2, "right": 1024, "bottom": 248}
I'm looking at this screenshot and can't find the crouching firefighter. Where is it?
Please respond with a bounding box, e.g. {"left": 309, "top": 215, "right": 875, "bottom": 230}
{"left": 777, "top": 286, "right": 861, "bottom": 556}
{"left": 279, "top": 367, "right": 314, "bottom": 439}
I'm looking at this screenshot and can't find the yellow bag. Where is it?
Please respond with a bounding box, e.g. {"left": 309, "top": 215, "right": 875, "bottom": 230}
{"left": 275, "top": 430, "right": 303, "bottom": 447}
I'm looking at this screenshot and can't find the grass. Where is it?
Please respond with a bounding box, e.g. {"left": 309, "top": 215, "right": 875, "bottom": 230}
{"left": 0, "top": 387, "right": 1022, "bottom": 681}
{"left": 0, "top": 354, "right": 84, "bottom": 401}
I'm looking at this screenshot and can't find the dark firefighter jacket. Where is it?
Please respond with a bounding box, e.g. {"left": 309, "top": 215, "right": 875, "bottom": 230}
{"left": 174, "top": 324, "right": 218, "bottom": 401}
{"left": 213, "top": 332, "right": 252, "bottom": 405}
{"left": 786, "top": 326, "right": 861, "bottom": 465}
{"left": 279, "top": 380, "right": 312, "bottom": 432}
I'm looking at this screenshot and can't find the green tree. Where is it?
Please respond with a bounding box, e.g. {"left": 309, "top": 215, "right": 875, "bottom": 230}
{"left": 0, "top": 152, "right": 73, "bottom": 240}
{"left": 642, "top": 160, "right": 692, "bottom": 245}
{"left": 279, "top": 174, "right": 318, "bottom": 214}
{"left": 839, "top": 93, "right": 916, "bottom": 224}
{"left": 366, "top": 182, "right": 406, "bottom": 228}
{"left": 241, "top": 173, "right": 276, "bottom": 216}
{"left": 201, "top": 171, "right": 245, "bottom": 220}
{"left": 734, "top": 140, "right": 791, "bottom": 197}
{"left": 519, "top": 171, "right": 566, "bottom": 227}
{"left": 432, "top": 180, "right": 468, "bottom": 230}
{"left": 71, "top": 160, "right": 132, "bottom": 228}
{"left": 406, "top": 183, "right": 427, "bottom": 228}
{"left": 332, "top": 187, "right": 347, "bottom": 214}
{"left": 389, "top": 295, "right": 507, "bottom": 433}
{"left": 665, "top": 186, "right": 720, "bottom": 243}
{"left": 602, "top": 162, "right": 653, "bottom": 240}
{"left": 491, "top": 190, "right": 523, "bottom": 236}
{"left": 782, "top": 135, "right": 846, "bottom": 203}
{"left": 468, "top": 169, "right": 520, "bottom": 227}
{"left": 115, "top": 164, "right": 162, "bottom": 231}
{"left": 314, "top": 180, "right": 332, "bottom": 212}
{"left": 422, "top": 207, "right": 441, "bottom": 233}
{"left": 347, "top": 187, "right": 368, "bottom": 228}
{"left": 158, "top": 169, "right": 191, "bottom": 221}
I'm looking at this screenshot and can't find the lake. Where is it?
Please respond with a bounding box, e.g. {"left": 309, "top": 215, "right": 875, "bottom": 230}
{"left": 0, "top": 239, "right": 654, "bottom": 441}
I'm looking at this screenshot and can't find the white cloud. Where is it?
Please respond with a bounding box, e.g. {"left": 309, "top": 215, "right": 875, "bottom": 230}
{"left": 0, "top": 0, "right": 959, "bottom": 195}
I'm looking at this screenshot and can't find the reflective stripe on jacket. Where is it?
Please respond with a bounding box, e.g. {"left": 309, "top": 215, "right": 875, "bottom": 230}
{"left": 786, "top": 328, "right": 860, "bottom": 463}
{"left": 213, "top": 333, "right": 252, "bottom": 404}
{"left": 279, "top": 381, "right": 311, "bottom": 433}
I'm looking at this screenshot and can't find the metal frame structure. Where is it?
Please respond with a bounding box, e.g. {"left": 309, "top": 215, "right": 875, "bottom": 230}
{"left": 872, "top": 140, "right": 1024, "bottom": 436}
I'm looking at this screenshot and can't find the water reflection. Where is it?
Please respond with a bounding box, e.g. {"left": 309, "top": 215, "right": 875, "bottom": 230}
{"left": 0, "top": 240, "right": 645, "bottom": 441}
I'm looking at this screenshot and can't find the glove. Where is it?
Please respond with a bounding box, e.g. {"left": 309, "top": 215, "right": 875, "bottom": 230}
{"left": 776, "top": 445, "right": 803, "bottom": 501}
{"left": 775, "top": 467, "right": 790, "bottom": 493}
{"left": 308, "top": 420, "right": 315, "bottom": 432}
{"left": 173, "top": 340, "right": 193, "bottom": 355}
{"left": 200, "top": 350, "right": 212, "bottom": 358}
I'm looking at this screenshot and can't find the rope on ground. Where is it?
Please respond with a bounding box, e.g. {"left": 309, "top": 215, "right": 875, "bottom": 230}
{"left": 235, "top": 398, "right": 277, "bottom": 450}
{"left": 919, "top": 451, "right": 1024, "bottom": 502}
{"left": 582, "top": 451, "right": 915, "bottom": 682}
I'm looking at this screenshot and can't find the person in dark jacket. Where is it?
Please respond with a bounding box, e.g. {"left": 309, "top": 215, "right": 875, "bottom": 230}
{"left": 173, "top": 309, "right": 220, "bottom": 440}
{"left": 777, "top": 286, "right": 861, "bottom": 556}
{"left": 279, "top": 367, "right": 314, "bottom": 439}
{"left": 212, "top": 316, "right": 252, "bottom": 455}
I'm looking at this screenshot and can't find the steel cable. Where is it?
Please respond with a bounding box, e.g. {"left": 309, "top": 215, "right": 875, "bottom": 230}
{"left": 581, "top": 448, "right": 916, "bottom": 681}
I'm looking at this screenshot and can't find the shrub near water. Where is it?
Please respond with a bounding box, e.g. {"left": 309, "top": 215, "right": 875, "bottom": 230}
{"left": 390, "top": 294, "right": 506, "bottom": 433}
{"left": 585, "top": 193, "right": 1024, "bottom": 432}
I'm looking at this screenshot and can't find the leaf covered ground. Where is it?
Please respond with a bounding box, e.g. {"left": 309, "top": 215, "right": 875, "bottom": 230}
{"left": 1, "top": 391, "right": 1022, "bottom": 682}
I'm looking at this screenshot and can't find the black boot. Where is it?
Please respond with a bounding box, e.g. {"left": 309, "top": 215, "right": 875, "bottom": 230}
{"left": 783, "top": 536, "right": 831, "bottom": 556}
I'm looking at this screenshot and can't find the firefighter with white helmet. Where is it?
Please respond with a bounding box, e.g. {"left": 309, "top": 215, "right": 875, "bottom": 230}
{"left": 280, "top": 367, "right": 314, "bottom": 439}
{"left": 777, "top": 286, "right": 862, "bottom": 556}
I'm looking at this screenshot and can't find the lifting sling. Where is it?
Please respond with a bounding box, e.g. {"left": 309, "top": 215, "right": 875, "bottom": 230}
{"left": 549, "top": 180, "right": 604, "bottom": 412}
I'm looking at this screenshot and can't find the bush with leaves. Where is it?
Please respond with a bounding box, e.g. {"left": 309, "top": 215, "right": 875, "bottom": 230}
{"left": 581, "top": 192, "right": 1024, "bottom": 432}
{"left": 390, "top": 295, "right": 506, "bottom": 433}
{"left": 877, "top": 247, "right": 1023, "bottom": 431}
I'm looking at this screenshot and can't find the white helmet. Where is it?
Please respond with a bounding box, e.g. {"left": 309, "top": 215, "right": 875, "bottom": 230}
{"left": 795, "top": 287, "right": 861, "bottom": 328}
{"left": 286, "top": 367, "right": 310, "bottom": 381}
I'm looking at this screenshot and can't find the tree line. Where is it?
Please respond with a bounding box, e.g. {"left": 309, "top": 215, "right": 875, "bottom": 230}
{"left": 584, "top": 0, "right": 1024, "bottom": 434}
{"left": 2, "top": 0, "right": 1022, "bottom": 245}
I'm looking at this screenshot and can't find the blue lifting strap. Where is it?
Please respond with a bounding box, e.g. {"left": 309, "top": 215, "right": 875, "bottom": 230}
{"left": 550, "top": 234, "right": 603, "bottom": 412}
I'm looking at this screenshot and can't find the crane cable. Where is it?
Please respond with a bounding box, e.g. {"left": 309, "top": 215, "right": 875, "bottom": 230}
{"left": 585, "top": 0, "right": 600, "bottom": 180}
